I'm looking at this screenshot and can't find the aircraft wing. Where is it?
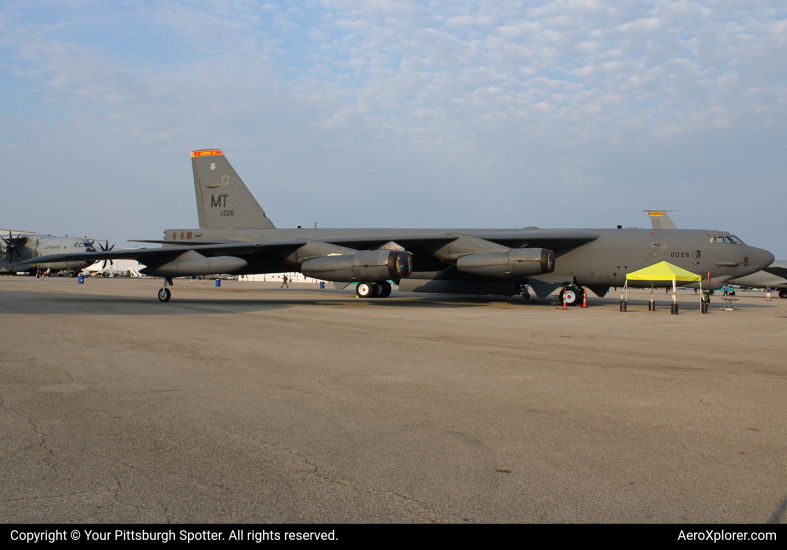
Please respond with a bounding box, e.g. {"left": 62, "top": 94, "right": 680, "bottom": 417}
{"left": 19, "top": 236, "right": 449, "bottom": 268}
{"left": 21, "top": 229, "right": 599, "bottom": 269}
{"left": 464, "top": 230, "right": 599, "bottom": 250}
{"left": 18, "top": 240, "right": 310, "bottom": 267}
{"left": 763, "top": 261, "right": 787, "bottom": 279}
{"left": 129, "top": 236, "right": 456, "bottom": 249}
{"left": 315, "top": 229, "right": 599, "bottom": 251}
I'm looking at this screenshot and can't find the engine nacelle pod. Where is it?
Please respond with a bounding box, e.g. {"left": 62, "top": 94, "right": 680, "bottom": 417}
{"left": 301, "top": 250, "right": 412, "bottom": 282}
{"left": 456, "top": 248, "right": 554, "bottom": 278}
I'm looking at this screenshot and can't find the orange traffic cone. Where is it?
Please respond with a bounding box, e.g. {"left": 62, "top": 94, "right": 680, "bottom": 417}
{"left": 563, "top": 290, "right": 567, "bottom": 309}
{"left": 582, "top": 288, "right": 587, "bottom": 308}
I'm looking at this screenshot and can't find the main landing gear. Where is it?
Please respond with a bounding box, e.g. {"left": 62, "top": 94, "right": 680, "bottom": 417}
{"left": 158, "top": 277, "right": 173, "bottom": 302}
{"left": 356, "top": 281, "right": 392, "bottom": 298}
{"left": 559, "top": 285, "right": 584, "bottom": 306}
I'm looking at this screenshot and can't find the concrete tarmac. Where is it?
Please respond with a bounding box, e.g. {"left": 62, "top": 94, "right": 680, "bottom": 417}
{"left": 1, "top": 277, "right": 786, "bottom": 523}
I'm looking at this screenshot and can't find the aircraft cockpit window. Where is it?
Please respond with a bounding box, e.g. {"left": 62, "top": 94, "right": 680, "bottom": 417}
{"left": 729, "top": 235, "right": 743, "bottom": 244}
{"left": 712, "top": 236, "right": 732, "bottom": 244}
{"left": 709, "top": 236, "right": 716, "bottom": 243}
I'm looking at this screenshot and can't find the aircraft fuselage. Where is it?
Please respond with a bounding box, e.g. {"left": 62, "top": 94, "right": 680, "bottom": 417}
{"left": 160, "top": 226, "right": 773, "bottom": 295}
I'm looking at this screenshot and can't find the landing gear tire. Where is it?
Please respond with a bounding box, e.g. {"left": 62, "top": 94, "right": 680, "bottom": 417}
{"left": 377, "top": 281, "right": 392, "bottom": 298}
{"left": 559, "top": 286, "right": 582, "bottom": 306}
{"left": 780, "top": 290, "right": 787, "bottom": 299}
{"left": 158, "top": 288, "right": 171, "bottom": 302}
{"left": 356, "top": 282, "right": 375, "bottom": 298}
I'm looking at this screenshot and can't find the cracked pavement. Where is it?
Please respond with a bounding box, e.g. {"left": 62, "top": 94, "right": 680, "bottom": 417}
{"left": 1, "top": 278, "right": 786, "bottom": 523}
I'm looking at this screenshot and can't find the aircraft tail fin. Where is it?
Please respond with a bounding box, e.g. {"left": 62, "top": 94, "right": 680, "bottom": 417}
{"left": 644, "top": 210, "right": 678, "bottom": 230}
{"left": 191, "top": 150, "right": 275, "bottom": 230}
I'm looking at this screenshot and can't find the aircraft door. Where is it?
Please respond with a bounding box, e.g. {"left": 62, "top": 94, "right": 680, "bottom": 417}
{"left": 691, "top": 249, "right": 702, "bottom": 270}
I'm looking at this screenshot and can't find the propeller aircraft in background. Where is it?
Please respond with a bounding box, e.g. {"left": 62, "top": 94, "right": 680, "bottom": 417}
{"left": 1, "top": 230, "right": 104, "bottom": 276}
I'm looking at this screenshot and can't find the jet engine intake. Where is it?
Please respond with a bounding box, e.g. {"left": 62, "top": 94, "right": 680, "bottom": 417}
{"left": 301, "top": 250, "right": 412, "bottom": 282}
{"left": 140, "top": 251, "right": 248, "bottom": 277}
{"left": 456, "top": 248, "right": 554, "bottom": 278}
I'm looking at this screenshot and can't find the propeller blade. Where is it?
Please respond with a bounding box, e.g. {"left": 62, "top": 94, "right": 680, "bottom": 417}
{"left": 1, "top": 231, "right": 22, "bottom": 261}
{"left": 99, "top": 240, "right": 115, "bottom": 269}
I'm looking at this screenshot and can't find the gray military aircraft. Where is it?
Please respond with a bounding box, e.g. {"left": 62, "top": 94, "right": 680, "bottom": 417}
{"left": 641, "top": 212, "right": 786, "bottom": 299}
{"left": 727, "top": 261, "right": 787, "bottom": 299}
{"left": 1, "top": 230, "right": 99, "bottom": 276}
{"left": 21, "top": 149, "right": 775, "bottom": 303}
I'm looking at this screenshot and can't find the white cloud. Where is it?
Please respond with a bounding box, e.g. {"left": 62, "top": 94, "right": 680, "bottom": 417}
{"left": 0, "top": 1, "right": 786, "bottom": 255}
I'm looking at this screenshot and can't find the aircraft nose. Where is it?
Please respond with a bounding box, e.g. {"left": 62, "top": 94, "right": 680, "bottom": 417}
{"left": 748, "top": 246, "right": 774, "bottom": 271}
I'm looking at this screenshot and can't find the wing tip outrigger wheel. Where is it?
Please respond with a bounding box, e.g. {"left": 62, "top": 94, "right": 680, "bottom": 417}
{"left": 158, "top": 287, "right": 171, "bottom": 302}
{"left": 158, "top": 277, "right": 174, "bottom": 302}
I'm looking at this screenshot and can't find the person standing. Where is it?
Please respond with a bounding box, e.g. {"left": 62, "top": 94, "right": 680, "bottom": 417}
{"left": 765, "top": 285, "right": 772, "bottom": 302}
{"left": 281, "top": 274, "right": 289, "bottom": 288}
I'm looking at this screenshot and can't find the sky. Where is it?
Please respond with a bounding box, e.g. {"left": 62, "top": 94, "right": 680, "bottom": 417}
{"left": 1, "top": 1, "right": 785, "bottom": 257}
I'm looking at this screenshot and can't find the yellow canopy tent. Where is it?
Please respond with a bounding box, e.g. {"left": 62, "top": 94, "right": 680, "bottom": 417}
{"left": 626, "top": 261, "right": 702, "bottom": 284}
{"left": 623, "top": 261, "right": 702, "bottom": 310}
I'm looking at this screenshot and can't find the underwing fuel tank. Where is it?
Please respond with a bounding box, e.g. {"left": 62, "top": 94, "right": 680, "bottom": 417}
{"left": 140, "top": 251, "right": 248, "bottom": 277}
{"left": 301, "top": 250, "right": 413, "bottom": 282}
{"left": 456, "top": 248, "right": 555, "bottom": 278}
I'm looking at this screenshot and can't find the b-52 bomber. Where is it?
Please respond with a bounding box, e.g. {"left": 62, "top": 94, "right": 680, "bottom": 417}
{"left": 1, "top": 230, "right": 99, "bottom": 276}
{"left": 23, "top": 149, "right": 775, "bottom": 302}
{"left": 641, "top": 211, "right": 786, "bottom": 299}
